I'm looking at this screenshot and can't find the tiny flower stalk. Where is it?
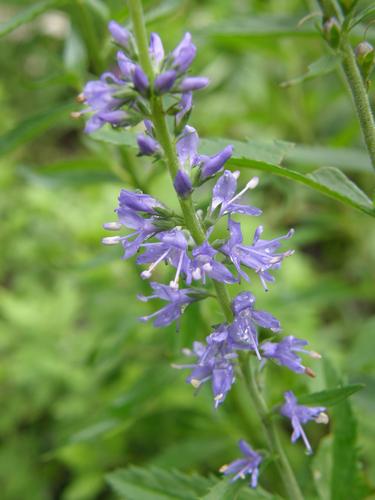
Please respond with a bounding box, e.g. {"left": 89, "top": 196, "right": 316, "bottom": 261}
{"left": 125, "top": 1, "right": 304, "bottom": 498}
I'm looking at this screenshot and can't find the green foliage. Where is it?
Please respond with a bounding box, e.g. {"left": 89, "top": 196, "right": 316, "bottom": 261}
{"left": 1, "top": 0, "right": 375, "bottom": 498}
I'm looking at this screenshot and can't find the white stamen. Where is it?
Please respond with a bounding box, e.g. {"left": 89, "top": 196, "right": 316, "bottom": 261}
{"left": 226, "top": 177, "right": 259, "bottom": 206}
{"left": 142, "top": 249, "right": 170, "bottom": 279}
{"left": 202, "top": 262, "right": 213, "bottom": 272}
{"left": 214, "top": 393, "right": 224, "bottom": 401}
{"left": 315, "top": 412, "right": 329, "bottom": 424}
{"left": 102, "top": 236, "right": 121, "bottom": 245}
{"left": 192, "top": 268, "right": 202, "bottom": 280}
{"left": 219, "top": 464, "right": 228, "bottom": 473}
{"left": 170, "top": 250, "right": 184, "bottom": 289}
{"left": 309, "top": 351, "right": 322, "bottom": 359}
{"left": 103, "top": 221, "right": 122, "bottom": 231}
{"left": 190, "top": 379, "right": 201, "bottom": 388}
{"left": 233, "top": 170, "right": 240, "bottom": 179}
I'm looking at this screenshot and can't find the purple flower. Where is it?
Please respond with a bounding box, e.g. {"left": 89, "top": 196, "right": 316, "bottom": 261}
{"left": 261, "top": 336, "right": 321, "bottom": 376}
{"left": 154, "top": 70, "right": 177, "bottom": 94}
{"left": 229, "top": 291, "right": 281, "bottom": 358}
{"left": 108, "top": 21, "right": 131, "bottom": 49}
{"left": 220, "top": 440, "right": 262, "bottom": 488}
{"left": 137, "top": 229, "right": 191, "bottom": 288}
{"left": 176, "top": 126, "right": 199, "bottom": 168}
{"left": 198, "top": 146, "right": 234, "bottom": 181}
{"left": 210, "top": 170, "right": 261, "bottom": 216}
{"left": 188, "top": 241, "right": 236, "bottom": 285}
{"left": 176, "top": 92, "right": 192, "bottom": 125}
{"left": 220, "top": 219, "right": 294, "bottom": 289}
{"left": 137, "top": 134, "right": 160, "bottom": 156}
{"left": 174, "top": 325, "right": 237, "bottom": 408}
{"left": 149, "top": 33, "right": 164, "bottom": 68}
{"left": 82, "top": 79, "right": 126, "bottom": 133}
{"left": 171, "top": 33, "right": 196, "bottom": 73}
{"left": 132, "top": 66, "right": 149, "bottom": 95}
{"left": 180, "top": 76, "right": 209, "bottom": 92}
{"left": 102, "top": 208, "right": 157, "bottom": 258}
{"left": 173, "top": 170, "right": 193, "bottom": 198}
{"left": 280, "top": 391, "right": 328, "bottom": 454}
{"left": 138, "top": 282, "right": 196, "bottom": 327}
{"left": 118, "top": 190, "right": 163, "bottom": 213}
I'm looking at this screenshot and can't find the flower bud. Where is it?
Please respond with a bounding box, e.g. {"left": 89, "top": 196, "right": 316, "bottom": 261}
{"left": 355, "top": 42, "right": 375, "bottom": 84}
{"left": 137, "top": 134, "right": 160, "bottom": 156}
{"left": 200, "top": 145, "right": 233, "bottom": 181}
{"left": 132, "top": 66, "right": 149, "bottom": 96}
{"left": 154, "top": 70, "right": 177, "bottom": 94}
{"left": 180, "top": 77, "right": 209, "bottom": 92}
{"left": 323, "top": 17, "right": 341, "bottom": 49}
{"left": 171, "top": 33, "right": 196, "bottom": 73}
{"left": 108, "top": 21, "right": 131, "bottom": 49}
{"left": 173, "top": 170, "right": 193, "bottom": 198}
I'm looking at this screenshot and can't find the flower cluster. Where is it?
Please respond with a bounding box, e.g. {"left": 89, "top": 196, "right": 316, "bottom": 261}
{"left": 81, "top": 22, "right": 328, "bottom": 490}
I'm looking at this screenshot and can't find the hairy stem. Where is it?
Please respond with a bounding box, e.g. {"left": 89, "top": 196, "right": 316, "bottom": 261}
{"left": 340, "top": 38, "right": 375, "bottom": 171}
{"left": 316, "top": 0, "right": 375, "bottom": 170}
{"left": 127, "top": 1, "right": 303, "bottom": 497}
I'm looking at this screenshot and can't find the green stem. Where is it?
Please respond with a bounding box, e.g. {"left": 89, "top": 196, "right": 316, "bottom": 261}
{"left": 340, "top": 38, "right": 375, "bottom": 171}
{"left": 240, "top": 354, "right": 304, "bottom": 500}
{"left": 316, "top": 0, "right": 375, "bottom": 171}
{"left": 127, "top": 1, "right": 303, "bottom": 498}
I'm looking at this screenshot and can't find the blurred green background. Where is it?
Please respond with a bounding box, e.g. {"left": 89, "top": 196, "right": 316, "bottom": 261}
{"left": 0, "top": 0, "right": 375, "bottom": 498}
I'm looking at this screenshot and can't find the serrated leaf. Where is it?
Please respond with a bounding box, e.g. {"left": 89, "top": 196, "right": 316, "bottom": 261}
{"left": 281, "top": 55, "right": 340, "bottom": 88}
{"left": 107, "top": 466, "right": 216, "bottom": 500}
{"left": 234, "top": 159, "right": 375, "bottom": 217}
{"left": 90, "top": 127, "right": 375, "bottom": 216}
{"left": 0, "top": 103, "right": 76, "bottom": 156}
{"left": 91, "top": 126, "right": 293, "bottom": 166}
{"left": 0, "top": 0, "right": 65, "bottom": 38}
{"left": 200, "top": 478, "right": 276, "bottom": 499}
{"left": 298, "top": 384, "right": 364, "bottom": 407}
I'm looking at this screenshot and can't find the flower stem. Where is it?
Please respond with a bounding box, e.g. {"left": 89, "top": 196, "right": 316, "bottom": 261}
{"left": 240, "top": 354, "right": 304, "bottom": 500}
{"left": 127, "top": 1, "right": 303, "bottom": 497}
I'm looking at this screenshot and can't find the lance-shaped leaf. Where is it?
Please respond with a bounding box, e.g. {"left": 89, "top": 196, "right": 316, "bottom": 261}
{"left": 297, "top": 384, "right": 364, "bottom": 407}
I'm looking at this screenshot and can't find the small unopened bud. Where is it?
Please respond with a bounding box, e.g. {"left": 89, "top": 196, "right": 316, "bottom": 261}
{"left": 173, "top": 169, "right": 193, "bottom": 199}
{"left": 70, "top": 111, "right": 82, "bottom": 119}
{"left": 355, "top": 42, "right": 375, "bottom": 84}
{"left": 76, "top": 93, "right": 85, "bottom": 103}
{"left": 305, "top": 367, "right": 316, "bottom": 378}
{"left": 103, "top": 222, "right": 122, "bottom": 231}
{"left": 315, "top": 412, "right": 329, "bottom": 424}
{"left": 323, "top": 17, "right": 341, "bottom": 49}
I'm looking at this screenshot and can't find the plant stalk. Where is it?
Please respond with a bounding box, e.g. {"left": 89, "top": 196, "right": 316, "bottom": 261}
{"left": 127, "top": 1, "right": 303, "bottom": 498}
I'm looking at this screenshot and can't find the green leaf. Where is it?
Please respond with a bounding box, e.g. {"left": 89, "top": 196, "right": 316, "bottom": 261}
{"left": 234, "top": 159, "right": 375, "bottom": 217}
{"left": 280, "top": 55, "right": 340, "bottom": 88}
{"left": 0, "top": 103, "right": 76, "bottom": 156}
{"left": 286, "top": 144, "right": 372, "bottom": 173}
{"left": 107, "top": 466, "right": 216, "bottom": 500}
{"left": 312, "top": 436, "right": 333, "bottom": 500}
{"left": 0, "top": 0, "right": 65, "bottom": 38}
{"left": 90, "top": 127, "right": 375, "bottom": 216}
{"left": 348, "top": 5, "right": 375, "bottom": 30}
{"left": 200, "top": 478, "right": 276, "bottom": 499}
{"left": 91, "top": 126, "right": 293, "bottom": 166}
{"left": 298, "top": 384, "right": 365, "bottom": 407}
{"left": 324, "top": 360, "right": 363, "bottom": 500}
